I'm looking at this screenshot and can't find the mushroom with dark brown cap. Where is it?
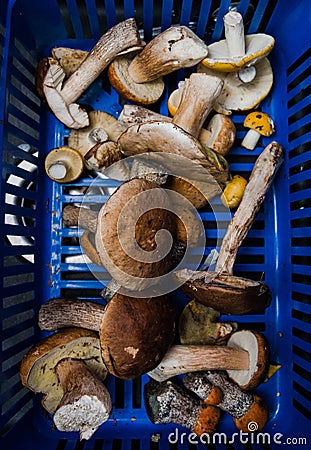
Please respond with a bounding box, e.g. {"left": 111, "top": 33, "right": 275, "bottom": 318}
{"left": 108, "top": 52, "right": 165, "bottom": 104}
{"left": 144, "top": 380, "right": 222, "bottom": 437}
{"left": 128, "top": 25, "right": 208, "bottom": 83}
{"left": 38, "top": 296, "right": 176, "bottom": 380}
{"left": 241, "top": 111, "right": 275, "bottom": 150}
{"left": 20, "top": 328, "right": 108, "bottom": 416}
{"left": 184, "top": 371, "right": 269, "bottom": 432}
{"left": 53, "top": 358, "right": 112, "bottom": 440}
{"left": 179, "top": 300, "right": 237, "bottom": 345}
{"left": 42, "top": 18, "right": 142, "bottom": 129}
{"left": 148, "top": 329, "right": 269, "bottom": 390}
{"left": 45, "top": 146, "right": 84, "bottom": 183}
{"left": 175, "top": 141, "right": 283, "bottom": 315}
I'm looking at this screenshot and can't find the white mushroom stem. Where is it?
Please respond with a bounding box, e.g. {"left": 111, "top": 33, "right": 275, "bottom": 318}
{"left": 89, "top": 128, "right": 109, "bottom": 144}
{"left": 148, "top": 344, "right": 249, "bottom": 382}
{"left": 223, "top": 12, "right": 256, "bottom": 83}
{"left": 47, "top": 161, "right": 68, "bottom": 180}
{"left": 224, "top": 11, "right": 245, "bottom": 58}
{"left": 241, "top": 128, "right": 262, "bottom": 150}
{"left": 54, "top": 359, "right": 112, "bottom": 440}
{"left": 172, "top": 73, "right": 223, "bottom": 138}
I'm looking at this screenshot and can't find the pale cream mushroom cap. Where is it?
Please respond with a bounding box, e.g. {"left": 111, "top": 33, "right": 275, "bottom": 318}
{"left": 201, "top": 34, "right": 275, "bottom": 72}
{"left": 198, "top": 57, "right": 273, "bottom": 114}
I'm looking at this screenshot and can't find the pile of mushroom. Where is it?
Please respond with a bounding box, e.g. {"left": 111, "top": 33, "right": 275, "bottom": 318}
{"left": 21, "top": 9, "right": 283, "bottom": 441}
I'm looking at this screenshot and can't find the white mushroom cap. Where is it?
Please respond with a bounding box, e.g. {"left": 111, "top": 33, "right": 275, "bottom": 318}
{"left": 227, "top": 330, "right": 269, "bottom": 390}
{"left": 201, "top": 34, "right": 275, "bottom": 72}
{"left": 198, "top": 57, "right": 273, "bottom": 114}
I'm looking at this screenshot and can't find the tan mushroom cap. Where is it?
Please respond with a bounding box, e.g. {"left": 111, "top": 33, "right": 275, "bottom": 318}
{"left": 45, "top": 146, "right": 84, "bottom": 183}
{"left": 51, "top": 47, "right": 89, "bottom": 78}
{"left": 244, "top": 111, "right": 275, "bottom": 136}
{"left": 100, "top": 293, "right": 176, "bottom": 379}
{"left": 201, "top": 34, "right": 275, "bottom": 72}
{"left": 201, "top": 113, "right": 236, "bottom": 156}
{"left": 20, "top": 328, "right": 107, "bottom": 414}
{"left": 68, "top": 110, "right": 126, "bottom": 157}
{"left": 227, "top": 330, "right": 270, "bottom": 390}
{"left": 95, "top": 178, "right": 176, "bottom": 291}
{"left": 108, "top": 53, "right": 165, "bottom": 105}
{"left": 198, "top": 57, "right": 273, "bottom": 114}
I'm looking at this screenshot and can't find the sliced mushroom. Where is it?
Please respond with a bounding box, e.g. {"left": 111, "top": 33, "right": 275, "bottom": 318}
{"left": 179, "top": 301, "right": 237, "bottom": 345}
{"left": 148, "top": 330, "right": 269, "bottom": 390}
{"left": 108, "top": 52, "right": 165, "bottom": 104}
{"left": 38, "top": 296, "right": 175, "bottom": 380}
{"left": 175, "top": 142, "right": 283, "bottom": 315}
{"left": 43, "top": 18, "right": 142, "bottom": 128}
{"left": 20, "top": 328, "right": 107, "bottom": 414}
{"left": 144, "top": 380, "right": 221, "bottom": 437}
{"left": 184, "top": 371, "right": 269, "bottom": 432}
{"left": 68, "top": 110, "right": 125, "bottom": 156}
{"left": 45, "top": 146, "right": 84, "bottom": 183}
{"left": 198, "top": 57, "right": 274, "bottom": 115}
{"left": 201, "top": 11, "right": 275, "bottom": 75}
{"left": 241, "top": 111, "right": 275, "bottom": 150}
{"left": 53, "top": 358, "right": 111, "bottom": 440}
{"left": 128, "top": 25, "right": 208, "bottom": 83}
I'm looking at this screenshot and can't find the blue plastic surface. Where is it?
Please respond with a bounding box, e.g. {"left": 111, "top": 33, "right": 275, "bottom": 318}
{"left": 0, "top": 0, "right": 311, "bottom": 449}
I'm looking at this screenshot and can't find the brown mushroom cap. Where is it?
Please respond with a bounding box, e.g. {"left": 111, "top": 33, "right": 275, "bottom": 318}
{"left": 100, "top": 293, "right": 176, "bottom": 379}
{"left": 232, "top": 394, "right": 269, "bottom": 432}
{"left": 20, "top": 328, "right": 107, "bottom": 414}
{"left": 80, "top": 230, "right": 103, "bottom": 266}
{"left": 95, "top": 178, "right": 176, "bottom": 291}
{"left": 227, "top": 330, "right": 270, "bottom": 390}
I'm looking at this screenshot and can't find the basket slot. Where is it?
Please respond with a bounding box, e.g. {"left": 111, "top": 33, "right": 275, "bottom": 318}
{"left": 0, "top": 399, "right": 33, "bottom": 437}
{"left": 196, "top": 0, "right": 212, "bottom": 38}
{"left": 8, "top": 94, "right": 40, "bottom": 125}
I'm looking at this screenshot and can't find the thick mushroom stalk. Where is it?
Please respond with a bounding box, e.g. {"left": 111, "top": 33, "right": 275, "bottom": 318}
{"left": 184, "top": 371, "right": 269, "bottom": 432}
{"left": 148, "top": 329, "right": 269, "bottom": 390}
{"left": 128, "top": 26, "right": 208, "bottom": 83}
{"left": 39, "top": 296, "right": 176, "bottom": 380}
{"left": 53, "top": 359, "right": 112, "bottom": 440}
{"left": 175, "top": 141, "right": 283, "bottom": 315}
{"left": 144, "top": 380, "right": 221, "bottom": 436}
{"left": 43, "top": 18, "right": 142, "bottom": 128}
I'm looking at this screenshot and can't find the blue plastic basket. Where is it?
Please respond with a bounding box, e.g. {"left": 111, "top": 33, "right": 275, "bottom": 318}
{"left": 0, "top": 1, "right": 310, "bottom": 449}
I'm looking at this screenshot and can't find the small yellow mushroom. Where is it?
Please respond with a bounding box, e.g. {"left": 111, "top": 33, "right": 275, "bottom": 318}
{"left": 221, "top": 175, "right": 248, "bottom": 209}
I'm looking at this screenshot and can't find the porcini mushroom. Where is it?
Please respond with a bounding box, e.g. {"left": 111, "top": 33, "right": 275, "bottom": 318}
{"left": 43, "top": 18, "right": 142, "bottom": 128}
{"left": 198, "top": 57, "right": 274, "bottom": 115}
{"left": 179, "top": 300, "right": 237, "bottom": 345}
{"left": 20, "top": 328, "right": 107, "bottom": 414}
{"left": 144, "top": 380, "right": 221, "bottom": 437}
{"left": 201, "top": 11, "right": 275, "bottom": 77}
{"left": 128, "top": 26, "right": 208, "bottom": 83}
{"left": 68, "top": 110, "right": 126, "bottom": 157}
{"left": 53, "top": 358, "right": 112, "bottom": 440}
{"left": 184, "top": 371, "right": 269, "bottom": 432}
{"left": 108, "top": 53, "right": 165, "bottom": 104}
{"left": 200, "top": 113, "right": 236, "bottom": 156}
{"left": 45, "top": 146, "right": 84, "bottom": 183}
{"left": 148, "top": 329, "right": 269, "bottom": 390}
{"left": 38, "top": 296, "right": 175, "bottom": 380}
{"left": 51, "top": 47, "right": 89, "bottom": 78}
{"left": 84, "top": 141, "right": 122, "bottom": 172}
{"left": 175, "top": 142, "right": 283, "bottom": 315}
{"left": 221, "top": 175, "right": 248, "bottom": 209}
{"left": 241, "top": 111, "right": 275, "bottom": 150}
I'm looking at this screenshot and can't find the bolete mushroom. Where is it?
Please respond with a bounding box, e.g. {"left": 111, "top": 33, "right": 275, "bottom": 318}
{"left": 108, "top": 52, "right": 165, "bottom": 104}
{"left": 201, "top": 11, "right": 275, "bottom": 78}
{"left": 51, "top": 47, "right": 89, "bottom": 78}
{"left": 80, "top": 229, "right": 103, "bottom": 266}
{"left": 20, "top": 328, "right": 107, "bottom": 415}
{"left": 128, "top": 26, "right": 208, "bottom": 83}
{"left": 179, "top": 300, "right": 237, "bottom": 345}
{"left": 221, "top": 175, "right": 248, "bottom": 209}
{"left": 38, "top": 295, "right": 176, "bottom": 380}
{"left": 148, "top": 329, "right": 269, "bottom": 390}
{"left": 84, "top": 141, "right": 122, "bottom": 172}
{"left": 45, "top": 146, "right": 84, "bottom": 183}
{"left": 53, "top": 358, "right": 112, "bottom": 440}
{"left": 184, "top": 371, "right": 269, "bottom": 432}
{"left": 175, "top": 141, "right": 283, "bottom": 315}
{"left": 198, "top": 57, "right": 274, "bottom": 115}
{"left": 241, "top": 111, "right": 275, "bottom": 150}
{"left": 144, "top": 380, "right": 221, "bottom": 437}
{"left": 42, "top": 18, "right": 142, "bottom": 128}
